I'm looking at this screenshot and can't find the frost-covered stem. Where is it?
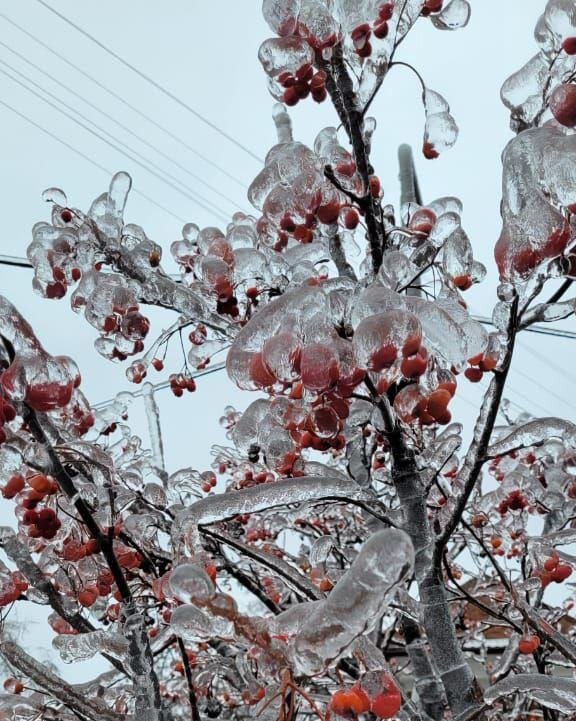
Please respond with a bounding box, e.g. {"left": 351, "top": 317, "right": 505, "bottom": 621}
{"left": 390, "top": 434, "right": 481, "bottom": 718}
{"left": 435, "top": 295, "right": 519, "bottom": 561}
{"left": 363, "top": 377, "right": 480, "bottom": 717}
{"left": 329, "top": 230, "right": 357, "bottom": 281}
{"left": 142, "top": 382, "right": 167, "bottom": 479}
{"left": 0, "top": 639, "right": 122, "bottom": 721}
{"left": 321, "top": 45, "right": 385, "bottom": 272}
{"left": 177, "top": 474, "right": 371, "bottom": 554}
{"left": 123, "top": 603, "right": 166, "bottom": 721}
{"left": 177, "top": 637, "right": 201, "bottom": 721}
{"left": 400, "top": 617, "right": 446, "bottom": 720}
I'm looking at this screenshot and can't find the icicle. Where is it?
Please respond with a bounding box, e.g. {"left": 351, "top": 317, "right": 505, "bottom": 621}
{"left": 272, "top": 103, "right": 293, "bottom": 143}
{"left": 142, "top": 382, "right": 167, "bottom": 483}
{"left": 487, "top": 418, "right": 576, "bottom": 457}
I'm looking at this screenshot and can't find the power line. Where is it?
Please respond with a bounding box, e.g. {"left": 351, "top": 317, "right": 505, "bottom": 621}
{"left": 474, "top": 314, "right": 576, "bottom": 341}
{"left": 0, "top": 10, "right": 248, "bottom": 189}
{"left": 0, "top": 64, "right": 230, "bottom": 223}
{"left": 34, "top": 0, "right": 264, "bottom": 164}
{"left": 0, "top": 38, "right": 244, "bottom": 212}
{"left": 0, "top": 99, "right": 186, "bottom": 224}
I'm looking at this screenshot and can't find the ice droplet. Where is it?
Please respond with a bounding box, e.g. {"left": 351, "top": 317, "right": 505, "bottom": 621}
{"left": 169, "top": 563, "right": 215, "bottom": 604}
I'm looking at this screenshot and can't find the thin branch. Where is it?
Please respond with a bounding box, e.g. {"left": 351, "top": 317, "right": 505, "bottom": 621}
{"left": 0, "top": 638, "right": 123, "bottom": 721}
{"left": 435, "top": 294, "right": 519, "bottom": 562}
{"left": 177, "top": 637, "right": 201, "bottom": 721}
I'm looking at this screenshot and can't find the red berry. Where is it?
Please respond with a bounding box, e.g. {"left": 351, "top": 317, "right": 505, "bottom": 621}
{"left": 550, "top": 84, "right": 576, "bottom": 127}
{"left": 317, "top": 199, "right": 341, "bottom": 224}
{"left": 423, "top": 141, "right": 439, "bottom": 159}
{"left": 283, "top": 86, "right": 299, "bottom": 106}
{"left": 343, "top": 208, "right": 359, "bottom": 229}
{"left": 369, "top": 175, "right": 381, "bottom": 198}
{"left": 553, "top": 564, "right": 572, "bottom": 582}
{"left": 373, "top": 21, "right": 389, "bottom": 39}
{"left": 518, "top": 635, "right": 540, "bottom": 655}
{"left": 401, "top": 353, "right": 427, "bottom": 378}
{"left": 60, "top": 209, "right": 73, "bottom": 223}
{"left": 562, "top": 37, "right": 576, "bottom": 55}
{"left": 464, "top": 367, "right": 483, "bottom": 383}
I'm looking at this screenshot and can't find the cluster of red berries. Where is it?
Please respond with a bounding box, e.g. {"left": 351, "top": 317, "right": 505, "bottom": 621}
{"left": 169, "top": 373, "right": 197, "bottom": 397}
{"left": 235, "top": 470, "right": 271, "bottom": 490}
{"left": 497, "top": 489, "right": 529, "bottom": 515}
{"left": 200, "top": 472, "right": 218, "bottom": 493}
{"left": 464, "top": 353, "right": 498, "bottom": 383}
{"left": 411, "top": 383, "right": 456, "bottom": 426}
{"left": 0, "top": 571, "right": 28, "bottom": 608}
{"left": 350, "top": 4, "right": 394, "bottom": 59}
{"left": 3, "top": 472, "right": 61, "bottom": 540}
{"left": 331, "top": 676, "right": 401, "bottom": 719}
{"left": 277, "top": 200, "right": 361, "bottom": 247}
{"left": 279, "top": 64, "right": 327, "bottom": 106}
{"left": 60, "top": 537, "right": 100, "bottom": 562}
{"left": 534, "top": 553, "right": 573, "bottom": 588}
{"left": 22, "top": 506, "right": 61, "bottom": 540}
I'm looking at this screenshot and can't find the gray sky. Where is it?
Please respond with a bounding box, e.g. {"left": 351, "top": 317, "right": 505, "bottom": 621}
{"left": 0, "top": 0, "right": 574, "bottom": 680}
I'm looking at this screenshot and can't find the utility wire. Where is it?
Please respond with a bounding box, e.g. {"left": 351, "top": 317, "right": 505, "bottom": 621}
{"left": 0, "top": 10, "right": 248, "bottom": 188}
{"left": 34, "top": 0, "right": 264, "bottom": 164}
{"left": 0, "top": 65, "right": 230, "bottom": 223}
{"left": 474, "top": 314, "right": 576, "bottom": 340}
{"left": 0, "top": 99, "right": 186, "bottom": 224}
{"left": 0, "top": 39, "right": 244, "bottom": 212}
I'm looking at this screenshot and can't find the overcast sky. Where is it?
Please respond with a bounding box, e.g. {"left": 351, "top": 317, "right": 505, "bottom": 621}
{"left": 0, "top": 0, "right": 574, "bottom": 680}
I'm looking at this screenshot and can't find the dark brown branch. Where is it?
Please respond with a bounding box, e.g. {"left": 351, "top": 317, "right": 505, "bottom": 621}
{"left": 0, "top": 639, "right": 122, "bottom": 721}
{"left": 319, "top": 45, "right": 386, "bottom": 272}
{"left": 177, "top": 637, "right": 201, "bottom": 721}
{"left": 24, "top": 408, "right": 132, "bottom": 602}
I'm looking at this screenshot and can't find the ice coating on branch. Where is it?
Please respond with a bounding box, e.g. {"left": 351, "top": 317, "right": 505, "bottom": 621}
{"left": 495, "top": 125, "right": 575, "bottom": 281}
{"left": 291, "top": 529, "right": 414, "bottom": 674}
{"left": 53, "top": 630, "right": 128, "bottom": 663}
{"left": 488, "top": 418, "right": 576, "bottom": 456}
{"left": 502, "top": 0, "right": 576, "bottom": 130}
{"left": 174, "top": 474, "right": 368, "bottom": 554}
{"left": 0, "top": 295, "right": 83, "bottom": 416}
{"left": 485, "top": 674, "right": 576, "bottom": 713}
